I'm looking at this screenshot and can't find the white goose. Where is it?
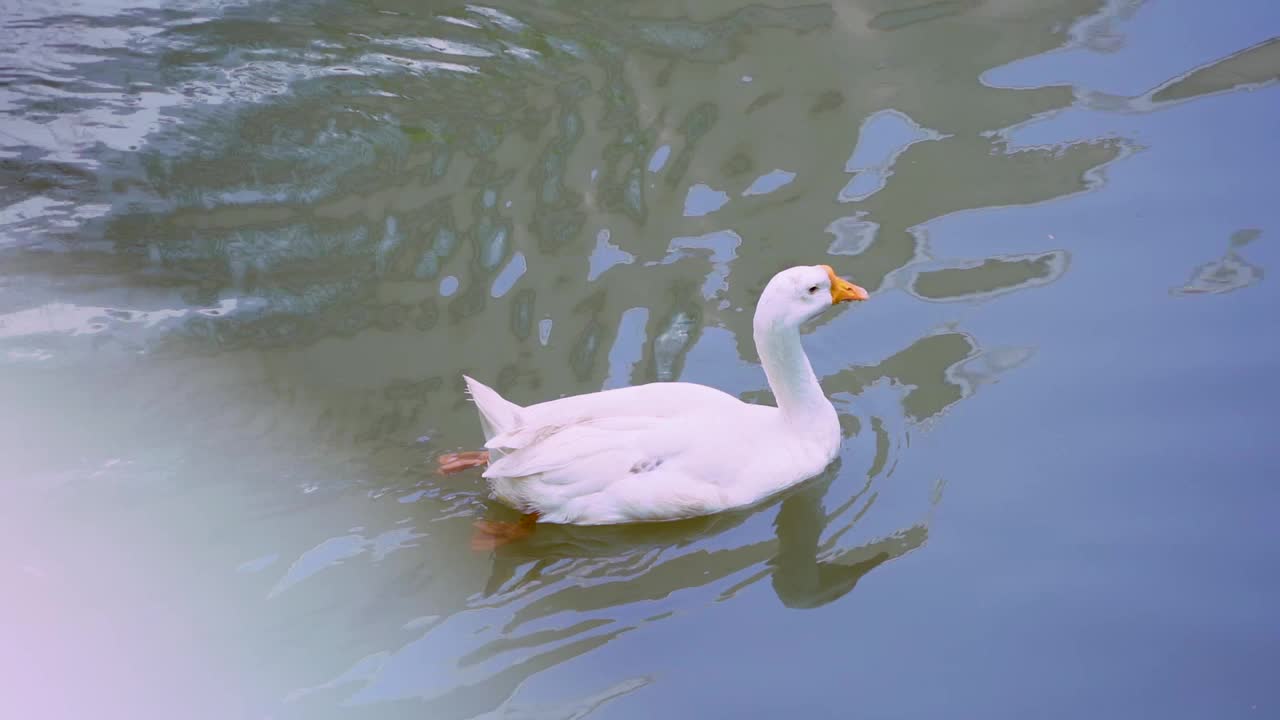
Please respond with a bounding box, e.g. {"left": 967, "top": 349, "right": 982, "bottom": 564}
{"left": 439, "top": 264, "right": 868, "bottom": 547}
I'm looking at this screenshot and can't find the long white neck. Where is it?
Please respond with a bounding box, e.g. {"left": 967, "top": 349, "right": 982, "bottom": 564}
{"left": 753, "top": 319, "right": 834, "bottom": 422}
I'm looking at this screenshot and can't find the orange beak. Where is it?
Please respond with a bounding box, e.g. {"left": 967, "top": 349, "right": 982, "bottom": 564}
{"left": 822, "top": 264, "right": 869, "bottom": 303}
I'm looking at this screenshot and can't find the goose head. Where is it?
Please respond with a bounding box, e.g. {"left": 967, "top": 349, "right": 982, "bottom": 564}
{"left": 754, "top": 264, "right": 869, "bottom": 331}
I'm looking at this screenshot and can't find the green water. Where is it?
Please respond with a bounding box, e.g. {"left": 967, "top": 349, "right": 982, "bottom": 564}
{"left": 3, "top": 1, "right": 1278, "bottom": 718}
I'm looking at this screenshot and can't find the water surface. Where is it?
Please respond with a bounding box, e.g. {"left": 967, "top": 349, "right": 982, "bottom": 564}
{"left": 3, "top": 1, "right": 1279, "bottom": 718}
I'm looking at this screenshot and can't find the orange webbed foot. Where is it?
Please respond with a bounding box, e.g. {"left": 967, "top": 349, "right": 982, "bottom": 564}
{"left": 470, "top": 513, "right": 538, "bottom": 551}
{"left": 436, "top": 450, "right": 490, "bottom": 475}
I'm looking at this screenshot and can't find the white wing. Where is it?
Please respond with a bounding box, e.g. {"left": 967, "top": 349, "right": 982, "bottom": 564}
{"left": 484, "top": 416, "right": 673, "bottom": 483}
{"left": 483, "top": 415, "right": 732, "bottom": 524}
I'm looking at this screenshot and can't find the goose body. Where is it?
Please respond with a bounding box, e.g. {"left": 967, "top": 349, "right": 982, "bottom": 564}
{"left": 462, "top": 265, "right": 868, "bottom": 526}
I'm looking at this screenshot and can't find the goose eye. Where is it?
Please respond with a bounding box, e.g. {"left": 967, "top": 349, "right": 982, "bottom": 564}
{"left": 808, "top": 285, "right": 820, "bottom": 295}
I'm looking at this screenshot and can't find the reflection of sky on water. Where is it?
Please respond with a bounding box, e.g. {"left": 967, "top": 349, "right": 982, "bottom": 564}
{"left": 742, "top": 168, "right": 796, "bottom": 197}
{"left": 681, "top": 183, "right": 729, "bottom": 217}
{"left": 588, "top": 229, "right": 635, "bottom": 282}
{"left": 839, "top": 110, "right": 944, "bottom": 203}
{"left": 656, "top": 230, "right": 740, "bottom": 301}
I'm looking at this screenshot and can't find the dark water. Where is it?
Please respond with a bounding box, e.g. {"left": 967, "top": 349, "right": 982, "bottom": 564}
{"left": 3, "top": 1, "right": 1278, "bottom": 718}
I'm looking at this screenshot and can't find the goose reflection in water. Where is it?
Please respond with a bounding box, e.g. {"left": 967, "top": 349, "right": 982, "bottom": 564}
{"left": 476, "top": 460, "right": 930, "bottom": 608}
{"left": 325, "top": 458, "right": 935, "bottom": 717}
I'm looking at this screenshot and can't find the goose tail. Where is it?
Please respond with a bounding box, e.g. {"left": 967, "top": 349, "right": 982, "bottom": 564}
{"left": 462, "top": 375, "right": 523, "bottom": 443}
